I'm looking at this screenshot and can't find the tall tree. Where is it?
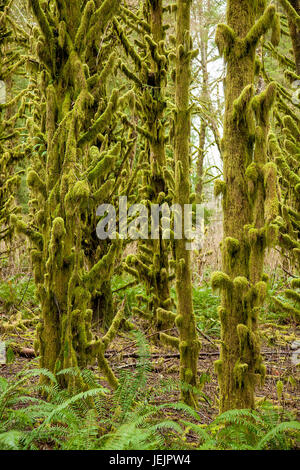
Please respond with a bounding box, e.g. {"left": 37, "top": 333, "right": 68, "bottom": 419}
{"left": 0, "top": 1, "right": 27, "bottom": 262}
{"left": 212, "top": 0, "right": 280, "bottom": 411}
{"left": 172, "top": 0, "right": 200, "bottom": 407}
{"left": 279, "top": 0, "right": 300, "bottom": 74}
{"left": 11, "top": 0, "right": 133, "bottom": 389}
{"left": 114, "top": 1, "right": 175, "bottom": 333}
{"left": 191, "top": 0, "right": 224, "bottom": 203}
{"left": 263, "top": 2, "right": 300, "bottom": 321}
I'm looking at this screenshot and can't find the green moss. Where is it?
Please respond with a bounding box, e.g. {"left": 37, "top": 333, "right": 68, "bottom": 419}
{"left": 234, "top": 360, "right": 249, "bottom": 388}
{"left": 211, "top": 271, "right": 232, "bottom": 292}
{"left": 233, "top": 276, "right": 249, "bottom": 292}
{"left": 283, "top": 116, "right": 300, "bottom": 139}
{"left": 278, "top": 0, "right": 300, "bottom": 28}
{"left": 276, "top": 380, "right": 284, "bottom": 401}
{"left": 246, "top": 162, "right": 259, "bottom": 182}
{"left": 259, "top": 363, "right": 266, "bottom": 385}
{"left": 215, "top": 23, "right": 236, "bottom": 58}
{"left": 160, "top": 333, "right": 180, "bottom": 350}
{"left": 285, "top": 289, "right": 300, "bottom": 304}
{"left": 214, "top": 180, "right": 226, "bottom": 197}
{"left": 255, "top": 281, "right": 267, "bottom": 303}
{"left": 184, "top": 368, "right": 193, "bottom": 384}
{"left": 225, "top": 237, "right": 240, "bottom": 258}
{"left": 271, "top": 13, "right": 281, "bottom": 47}
{"left": 291, "top": 278, "right": 300, "bottom": 289}
{"left": 157, "top": 308, "right": 176, "bottom": 324}
{"left": 214, "top": 359, "right": 223, "bottom": 376}
{"left": 244, "top": 6, "right": 276, "bottom": 50}
{"left": 175, "top": 314, "right": 183, "bottom": 328}
{"left": 51, "top": 217, "right": 66, "bottom": 240}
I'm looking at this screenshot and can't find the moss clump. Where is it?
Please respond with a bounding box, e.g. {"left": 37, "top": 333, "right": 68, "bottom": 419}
{"left": 214, "top": 359, "right": 223, "bottom": 376}
{"left": 214, "top": 179, "right": 226, "bottom": 197}
{"left": 234, "top": 361, "right": 249, "bottom": 388}
{"left": 160, "top": 333, "right": 180, "bottom": 350}
{"left": 211, "top": 271, "right": 232, "bottom": 292}
{"left": 175, "top": 314, "right": 183, "bottom": 328}
{"left": 291, "top": 279, "right": 300, "bottom": 289}
{"left": 225, "top": 237, "right": 240, "bottom": 256}
{"left": 233, "top": 276, "right": 249, "bottom": 292}
{"left": 157, "top": 308, "right": 176, "bottom": 325}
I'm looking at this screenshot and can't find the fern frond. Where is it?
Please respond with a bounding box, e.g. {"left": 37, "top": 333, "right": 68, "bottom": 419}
{"left": 256, "top": 421, "right": 300, "bottom": 450}
{"left": 0, "top": 430, "right": 23, "bottom": 450}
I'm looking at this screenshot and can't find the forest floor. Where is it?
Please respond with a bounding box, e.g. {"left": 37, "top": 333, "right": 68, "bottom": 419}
{"left": 1, "top": 320, "right": 299, "bottom": 424}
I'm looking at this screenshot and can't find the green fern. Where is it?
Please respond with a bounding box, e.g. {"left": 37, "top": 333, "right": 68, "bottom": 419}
{"left": 179, "top": 407, "right": 300, "bottom": 450}
{"left": 0, "top": 336, "right": 298, "bottom": 451}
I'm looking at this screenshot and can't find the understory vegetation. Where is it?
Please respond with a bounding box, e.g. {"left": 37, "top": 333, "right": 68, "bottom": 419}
{"left": 0, "top": 337, "right": 298, "bottom": 451}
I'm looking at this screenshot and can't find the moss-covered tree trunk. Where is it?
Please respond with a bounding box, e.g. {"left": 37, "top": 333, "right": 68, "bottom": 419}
{"left": 173, "top": 0, "right": 199, "bottom": 408}
{"left": 265, "top": 6, "right": 300, "bottom": 321}
{"left": 12, "top": 0, "right": 131, "bottom": 390}
{"left": 195, "top": 0, "right": 209, "bottom": 204}
{"left": 213, "top": 0, "right": 280, "bottom": 411}
{"left": 0, "top": 2, "right": 24, "bottom": 253}
{"left": 147, "top": 0, "right": 172, "bottom": 331}
{"left": 280, "top": 0, "right": 300, "bottom": 74}
{"left": 196, "top": 120, "right": 206, "bottom": 204}
{"left": 116, "top": 1, "right": 173, "bottom": 331}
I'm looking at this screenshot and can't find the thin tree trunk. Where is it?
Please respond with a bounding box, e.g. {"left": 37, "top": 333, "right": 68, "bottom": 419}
{"left": 174, "top": 0, "right": 199, "bottom": 408}
{"left": 285, "top": 0, "right": 300, "bottom": 74}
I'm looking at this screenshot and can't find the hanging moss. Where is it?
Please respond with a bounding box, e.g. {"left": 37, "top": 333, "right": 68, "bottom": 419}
{"left": 157, "top": 307, "right": 176, "bottom": 325}
{"left": 271, "top": 13, "right": 281, "bottom": 47}
{"left": 160, "top": 332, "right": 180, "bottom": 350}
{"left": 291, "top": 279, "right": 300, "bottom": 289}
{"left": 214, "top": 179, "right": 226, "bottom": 198}
{"left": 211, "top": 271, "right": 232, "bottom": 292}
{"left": 278, "top": 0, "right": 300, "bottom": 29}
{"left": 268, "top": 80, "right": 300, "bottom": 320}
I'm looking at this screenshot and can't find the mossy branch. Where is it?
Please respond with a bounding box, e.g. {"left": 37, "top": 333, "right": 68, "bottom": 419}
{"left": 28, "top": 0, "right": 54, "bottom": 44}
{"left": 215, "top": 24, "right": 235, "bottom": 58}
{"left": 244, "top": 5, "right": 276, "bottom": 50}
{"left": 160, "top": 333, "right": 180, "bottom": 350}
{"left": 78, "top": 89, "right": 119, "bottom": 146}
{"left": 102, "top": 300, "right": 126, "bottom": 350}
{"left": 87, "top": 0, "right": 119, "bottom": 46}
{"left": 278, "top": 0, "right": 300, "bottom": 28}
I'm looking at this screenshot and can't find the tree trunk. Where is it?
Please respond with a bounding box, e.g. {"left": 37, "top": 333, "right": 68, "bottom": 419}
{"left": 116, "top": 1, "right": 173, "bottom": 332}
{"left": 14, "top": 0, "right": 122, "bottom": 390}
{"left": 174, "top": 0, "right": 199, "bottom": 408}
{"left": 213, "top": 0, "right": 279, "bottom": 411}
{"left": 285, "top": 0, "right": 300, "bottom": 75}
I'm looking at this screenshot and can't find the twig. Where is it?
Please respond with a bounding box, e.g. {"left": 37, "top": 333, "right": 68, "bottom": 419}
{"left": 196, "top": 326, "right": 219, "bottom": 350}
{"left": 281, "top": 266, "right": 297, "bottom": 279}
{"left": 112, "top": 280, "right": 137, "bottom": 293}
{"left": 16, "top": 275, "right": 32, "bottom": 309}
